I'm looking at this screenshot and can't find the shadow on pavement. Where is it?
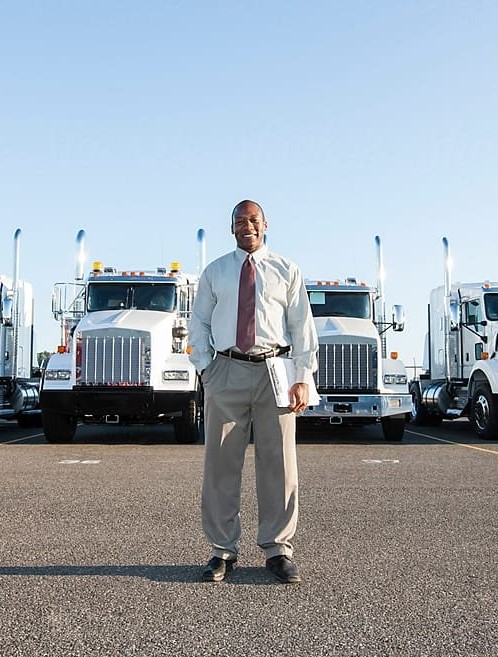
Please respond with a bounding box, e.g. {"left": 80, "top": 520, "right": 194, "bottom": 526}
{"left": 0, "top": 564, "right": 282, "bottom": 585}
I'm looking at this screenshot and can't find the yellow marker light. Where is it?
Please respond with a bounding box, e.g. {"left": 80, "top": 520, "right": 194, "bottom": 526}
{"left": 481, "top": 352, "right": 489, "bottom": 360}
{"left": 186, "top": 345, "right": 193, "bottom": 354}
{"left": 390, "top": 351, "right": 398, "bottom": 360}
{"left": 93, "top": 261, "right": 104, "bottom": 273}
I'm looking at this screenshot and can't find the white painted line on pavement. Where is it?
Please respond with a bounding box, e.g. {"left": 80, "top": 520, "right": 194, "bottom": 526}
{"left": 362, "top": 459, "right": 400, "bottom": 464}
{"left": 406, "top": 428, "right": 498, "bottom": 456}
{"left": 0, "top": 431, "right": 45, "bottom": 445}
{"left": 58, "top": 459, "right": 101, "bottom": 464}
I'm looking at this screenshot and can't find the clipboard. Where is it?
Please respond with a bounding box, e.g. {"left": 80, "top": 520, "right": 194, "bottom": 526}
{"left": 266, "top": 357, "right": 320, "bottom": 408}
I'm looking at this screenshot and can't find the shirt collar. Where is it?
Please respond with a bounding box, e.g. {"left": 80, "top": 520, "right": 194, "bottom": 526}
{"left": 235, "top": 244, "right": 268, "bottom": 264}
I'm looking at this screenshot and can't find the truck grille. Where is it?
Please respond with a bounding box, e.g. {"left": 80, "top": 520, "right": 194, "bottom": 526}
{"left": 315, "top": 343, "right": 377, "bottom": 392}
{"left": 78, "top": 330, "right": 150, "bottom": 386}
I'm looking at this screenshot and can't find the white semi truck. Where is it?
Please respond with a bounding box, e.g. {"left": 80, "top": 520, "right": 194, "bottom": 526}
{"left": 301, "top": 236, "right": 411, "bottom": 441}
{"left": 409, "top": 237, "right": 498, "bottom": 440}
{"left": 40, "top": 230, "right": 202, "bottom": 443}
{"left": 0, "top": 228, "right": 41, "bottom": 427}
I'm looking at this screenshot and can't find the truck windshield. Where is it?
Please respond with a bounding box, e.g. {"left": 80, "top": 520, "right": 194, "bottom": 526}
{"left": 308, "top": 291, "right": 371, "bottom": 319}
{"left": 87, "top": 283, "right": 176, "bottom": 312}
{"left": 484, "top": 293, "right": 498, "bottom": 321}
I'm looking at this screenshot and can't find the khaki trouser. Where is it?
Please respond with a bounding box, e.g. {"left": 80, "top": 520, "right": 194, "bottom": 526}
{"left": 201, "top": 354, "right": 298, "bottom": 560}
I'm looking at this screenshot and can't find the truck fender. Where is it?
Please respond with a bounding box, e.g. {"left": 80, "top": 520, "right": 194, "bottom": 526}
{"left": 469, "top": 361, "right": 498, "bottom": 395}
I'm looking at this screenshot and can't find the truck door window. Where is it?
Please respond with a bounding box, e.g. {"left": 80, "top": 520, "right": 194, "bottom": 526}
{"left": 464, "top": 299, "right": 483, "bottom": 328}
{"left": 484, "top": 293, "right": 498, "bottom": 321}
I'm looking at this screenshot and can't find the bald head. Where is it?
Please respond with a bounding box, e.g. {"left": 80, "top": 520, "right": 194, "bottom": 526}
{"left": 231, "top": 200, "right": 266, "bottom": 226}
{"left": 231, "top": 200, "right": 267, "bottom": 253}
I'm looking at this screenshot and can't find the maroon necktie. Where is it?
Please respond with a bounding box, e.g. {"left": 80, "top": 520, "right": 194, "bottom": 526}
{"left": 236, "top": 255, "right": 256, "bottom": 353}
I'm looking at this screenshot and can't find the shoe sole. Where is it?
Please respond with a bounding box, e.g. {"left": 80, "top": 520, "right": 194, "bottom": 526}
{"left": 266, "top": 565, "right": 301, "bottom": 584}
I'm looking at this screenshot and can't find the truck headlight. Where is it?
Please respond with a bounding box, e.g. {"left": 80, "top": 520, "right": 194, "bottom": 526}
{"left": 45, "top": 369, "right": 71, "bottom": 380}
{"left": 383, "top": 374, "right": 407, "bottom": 385}
{"left": 162, "top": 370, "right": 189, "bottom": 382}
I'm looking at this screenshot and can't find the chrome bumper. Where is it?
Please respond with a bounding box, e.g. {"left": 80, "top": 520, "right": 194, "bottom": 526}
{"left": 303, "top": 393, "right": 411, "bottom": 419}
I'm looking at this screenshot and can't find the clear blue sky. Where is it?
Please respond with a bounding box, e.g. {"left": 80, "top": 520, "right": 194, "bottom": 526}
{"left": 1, "top": 0, "right": 497, "bottom": 367}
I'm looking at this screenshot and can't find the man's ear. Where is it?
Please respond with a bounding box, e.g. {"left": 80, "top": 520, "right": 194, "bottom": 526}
{"left": 230, "top": 221, "right": 234, "bottom": 234}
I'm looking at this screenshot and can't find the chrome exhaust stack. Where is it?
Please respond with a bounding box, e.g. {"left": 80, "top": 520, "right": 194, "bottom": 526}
{"left": 197, "top": 228, "right": 206, "bottom": 274}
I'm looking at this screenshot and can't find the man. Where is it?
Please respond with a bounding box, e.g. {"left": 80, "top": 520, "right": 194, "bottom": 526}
{"left": 189, "top": 200, "right": 318, "bottom": 584}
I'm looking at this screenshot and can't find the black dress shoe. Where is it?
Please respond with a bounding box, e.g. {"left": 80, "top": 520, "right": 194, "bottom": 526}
{"left": 202, "top": 556, "right": 237, "bottom": 582}
{"left": 265, "top": 555, "right": 301, "bottom": 584}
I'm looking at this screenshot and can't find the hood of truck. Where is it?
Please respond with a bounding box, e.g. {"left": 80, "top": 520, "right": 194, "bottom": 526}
{"left": 77, "top": 309, "right": 174, "bottom": 333}
{"left": 313, "top": 317, "right": 379, "bottom": 343}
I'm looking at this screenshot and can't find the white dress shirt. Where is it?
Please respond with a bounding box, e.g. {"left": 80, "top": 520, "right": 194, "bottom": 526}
{"left": 188, "top": 245, "right": 318, "bottom": 384}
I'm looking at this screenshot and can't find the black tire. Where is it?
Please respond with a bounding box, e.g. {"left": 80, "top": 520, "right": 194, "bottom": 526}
{"left": 42, "top": 410, "right": 77, "bottom": 443}
{"left": 470, "top": 383, "right": 498, "bottom": 440}
{"left": 409, "top": 382, "right": 430, "bottom": 425}
{"left": 381, "top": 415, "right": 405, "bottom": 441}
{"left": 174, "top": 398, "right": 200, "bottom": 444}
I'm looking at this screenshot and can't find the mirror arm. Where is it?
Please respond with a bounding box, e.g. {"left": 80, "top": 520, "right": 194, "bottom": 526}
{"left": 375, "top": 321, "right": 393, "bottom": 336}
{"left": 461, "top": 323, "right": 488, "bottom": 343}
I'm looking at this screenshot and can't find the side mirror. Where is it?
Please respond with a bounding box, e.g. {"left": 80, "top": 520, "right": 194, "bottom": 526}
{"left": 392, "top": 304, "right": 405, "bottom": 332}
{"left": 1, "top": 297, "right": 13, "bottom": 326}
{"left": 449, "top": 300, "right": 460, "bottom": 331}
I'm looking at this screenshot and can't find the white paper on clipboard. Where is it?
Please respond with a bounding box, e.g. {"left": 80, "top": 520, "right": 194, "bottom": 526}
{"left": 266, "top": 357, "right": 320, "bottom": 408}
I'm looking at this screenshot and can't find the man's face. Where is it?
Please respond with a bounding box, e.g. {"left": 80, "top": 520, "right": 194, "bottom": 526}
{"left": 231, "top": 202, "right": 267, "bottom": 253}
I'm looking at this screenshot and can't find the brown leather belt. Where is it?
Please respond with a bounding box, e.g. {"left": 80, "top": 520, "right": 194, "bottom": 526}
{"left": 217, "top": 346, "right": 290, "bottom": 363}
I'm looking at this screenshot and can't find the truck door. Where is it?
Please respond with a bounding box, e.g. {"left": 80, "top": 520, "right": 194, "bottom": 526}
{"left": 462, "top": 299, "right": 486, "bottom": 379}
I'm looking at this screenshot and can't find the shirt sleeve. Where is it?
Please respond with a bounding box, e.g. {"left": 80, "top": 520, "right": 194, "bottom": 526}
{"left": 286, "top": 264, "right": 318, "bottom": 384}
{"left": 188, "top": 268, "right": 216, "bottom": 374}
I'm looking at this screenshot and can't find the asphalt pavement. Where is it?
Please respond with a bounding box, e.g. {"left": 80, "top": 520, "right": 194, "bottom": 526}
{"left": 0, "top": 419, "right": 497, "bottom": 656}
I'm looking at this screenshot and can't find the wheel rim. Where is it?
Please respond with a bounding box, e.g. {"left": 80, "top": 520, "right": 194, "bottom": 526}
{"left": 474, "top": 393, "right": 490, "bottom": 431}
{"left": 410, "top": 391, "right": 419, "bottom": 421}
